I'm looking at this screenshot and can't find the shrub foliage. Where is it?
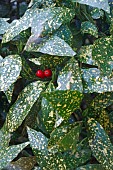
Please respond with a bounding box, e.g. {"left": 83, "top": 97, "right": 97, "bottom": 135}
{"left": 0, "top": 0, "right": 113, "bottom": 169}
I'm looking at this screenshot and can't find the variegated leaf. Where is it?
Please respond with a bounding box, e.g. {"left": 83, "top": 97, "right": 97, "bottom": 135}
{"left": 88, "top": 118, "right": 113, "bottom": 170}
{"left": 0, "top": 55, "right": 22, "bottom": 92}
{"left": 2, "top": 81, "right": 45, "bottom": 132}
{"left": 0, "top": 142, "right": 29, "bottom": 169}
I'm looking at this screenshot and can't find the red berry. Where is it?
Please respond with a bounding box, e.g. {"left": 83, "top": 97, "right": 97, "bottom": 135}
{"left": 36, "top": 70, "right": 45, "bottom": 78}
{"left": 44, "top": 69, "right": 52, "bottom": 77}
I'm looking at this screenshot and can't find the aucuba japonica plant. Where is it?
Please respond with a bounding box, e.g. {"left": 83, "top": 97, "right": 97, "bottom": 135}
{"left": 0, "top": 0, "right": 113, "bottom": 169}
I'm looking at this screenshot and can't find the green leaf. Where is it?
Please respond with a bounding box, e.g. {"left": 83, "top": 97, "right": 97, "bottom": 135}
{"left": 57, "top": 57, "right": 83, "bottom": 91}
{"left": 41, "top": 97, "right": 56, "bottom": 134}
{"left": 25, "top": 35, "right": 76, "bottom": 56}
{"left": 90, "top": 92, "right": 113, "bottom": 109}
{"left": 82, "top": 68, "right": 113, "bottom": 93}
{"left": 4, "top": 83, "right": 14, "bottom": 103}
{"left": 92, "top": 36, "right": 113, "bottom": 77}
{"left": 0, "top": 18, "right": 9, "bottom": 34}
{"left": 88, "top": 118, "right": 113, "bottom": 170}
{"left": 2, "top": 7, "right": 75, "bottom": 43}
{"left": 54, "top": 25, "right": 73, "bottom": 45}
{"left": 48, "top": 123, "right": 81, "bottom": 152}
{"left": 27, "top": 127, "right": 90, "bottom": 169}
{"left": 0, "top": 142, "right": 29, "bottom": 169}
{"left": 77, "top": 45, "right": 96, "bottom": 65}
{"left": 42, "top": 90, "right": 83, "bottom": 119}
{"left": 91, "top": 8, "right": 104, "bottom": 19}
{"left": 6, "top": 156, "right": 37, "bottom": 170}
{"left": 72, "top": 0, "right": 110, "bottom": 13}
{"left": 76, "top": 164, "right": 105, "bottom": 170}
{"left": 2, "top": 12, "right": 30, "bottom": 43}
{"left": 81, "top": 21, "right": 98, "bottom": 38}
{"left": 27, "top": 127, "right": 48, "bottom": 155}
{"left": 0, "top": 55, "right": 22, "bottom": 92}
{"left": 0, "top": 130, "right": 11, "bottom": 150}
{"left": 2, "top": 81, "right": 45, "bottom": 133}
{"left": 29, "top": 55, "right": 67, "bottom": 69}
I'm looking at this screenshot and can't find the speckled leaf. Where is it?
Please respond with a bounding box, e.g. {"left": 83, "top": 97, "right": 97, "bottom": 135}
{"left": 4, "top": 83, "right": 14, "bottom": 103}
{"left": 42, "top": 90, "right": 83, "bottom": 119}
{"left": 41, "top": 83, "right": 56, "bottom": 133}
{"left": 72, "top": 0, "right": 110, "bottom": 13}
{"left": 29, "top": 55, "right": 67, "bottom": 69}
{"left": 48, "top": 123, "right": 81, "bottom": 152}
{"left": 92, "top": 36, "right": 113, "bottom": 77}
{"left": 0, "top": 18, "right": 10, "bottom": 34}
{"left": 54, "top": 25, "right": 73, "bottom": 45}
{"left": 0, "top": 130, "right": 11, "bottom": 150}
{"left": 21, "top": 57, "right": 35, "bottom": 80}
{"left": 3, "top": 7, "right": 74, "bottom": 43}
{"left": 6, "top": 156, "right": 37, "bottom": 170}
{"left": 2, "top": 81, "right": 45, "bottom": 133}
{"left": 0, "top": 142, "right": 29, "bottom": 170}
{"left": 81, "top": 21, "right": 98, "bottom": 38}
{"left": 27, "top": 127, "right": 48, "bottom": 155}
{"left": 57, "top": 57, "right": 83, "bottom": 92}
{"left": 88, "top": 118, "right": 113, "bottom": 170}
{"left": 28, "top": 0, "right": 55, "bottom": 9}
{"left": 76, "top": 164, "right": 105, "bottom": 170}
{"left": 25, "top": 35, "right": 76, "bottom": 56}
{"left": 77, "top": 45, "right": 97, "bottom": 65}
{"left": 90, "top": 92, "right": 113, "bottom": 109}
{"left": 27, "top": 128, "right": 90, "bottom": 169}
{"left": 82, "top": 68, "right": 113, "bottom": 93}
{"left": 110, "top": 18, "right": 113, "bottom": 35}
{"left": 0, "top": 55, "right": 22, "bottom": 92}
{"left": 2, "top": 17, "right": 30, "bottom": 43}
{"left": 91, "top": 8, "right": 104, "bottom": 19}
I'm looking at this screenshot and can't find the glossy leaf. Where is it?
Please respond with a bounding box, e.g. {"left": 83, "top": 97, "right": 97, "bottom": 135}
{"left": 82, "top": 68, "right": 113, "bottom": 93}
{"left": 0, "top": 18, "right": 9, "bottom": 34}
{"left": 48, "top": 123, "right": 81, "bottom": 152}
{"left": 0, "top": 130, "right": 11, "bottom": 150}
{"left": 91, "top": 8, "right": 104, "bottom": 19}
{"left": 43, "top": 90, "right": 83, "bottom": 119}
{"left": 76, "top": 164, "right": 105, "bottom": 170}
{"left": 72, "top": 0, "right": 110, "bottom": 13}
{"left": 57, "top": 57, "right": 83, "bottom": 91}
{"left": 2, "top": 6, "right": 75, "bottom": 43}
{"left": 54, "top": 24, "right": 73, "bottom": 45}
{"left": 81, "top": 21, "right": 98, "bottom": 38}
{"left": 0, "top": 142, "right": 29, "bottom": 169}
{"left": 6, "top": 156, "right": 37, "bottom": 170}
{"left": 77, "top": 45, "right": 96, "bottom": 65}
{"left": 88, "top": 118, "right": 113, "bottom": 170}
{"left": 25, "top": 35, "right": 76, "bottom": 56}
{"left": 29, "top": 55, "right": 67, "bottom": 69}
{"left": 2, "top": 81, "right": 45, "bottom": 132}
{"left": 92, "top": 36, "right": 113, "bottom": 77}
{"left": 27, "top": 127, "right": 88, "bottom": 169}
{"left": 0, "top": 55, "right": 22, "bottom": 92}
{"left": 4, "top": 83, "right": 14, "bottom": 103}
{"left": 27, "top": 127, "right": 48, "bottom": 154}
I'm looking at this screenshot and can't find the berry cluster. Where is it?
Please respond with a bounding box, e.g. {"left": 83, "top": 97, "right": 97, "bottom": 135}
{"left": 36, "top": 69, "right": 52, "bottom": 78}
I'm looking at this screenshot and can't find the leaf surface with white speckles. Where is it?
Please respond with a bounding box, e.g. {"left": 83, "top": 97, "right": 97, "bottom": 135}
{"left": 2, "top": 81, "right": 45, "bottom": 132}
{"left": 72, "top": 0, "right": 110, "bottom": 13}
{"left": 0, "top": 55, "right": 22, "bottom": 92}
{"left": 88, "top": 118, "right": 113, "bottom": 170}
{"left": 57, "top": 57, "right": 83, "bottom": 91}
{"left": 0, "top": 142, "right": 29, "bottom": 169}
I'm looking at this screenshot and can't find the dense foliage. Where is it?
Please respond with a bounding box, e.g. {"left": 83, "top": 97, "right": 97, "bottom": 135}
{"left": 0, "top": 0, "right": 113, "bottom": 169}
